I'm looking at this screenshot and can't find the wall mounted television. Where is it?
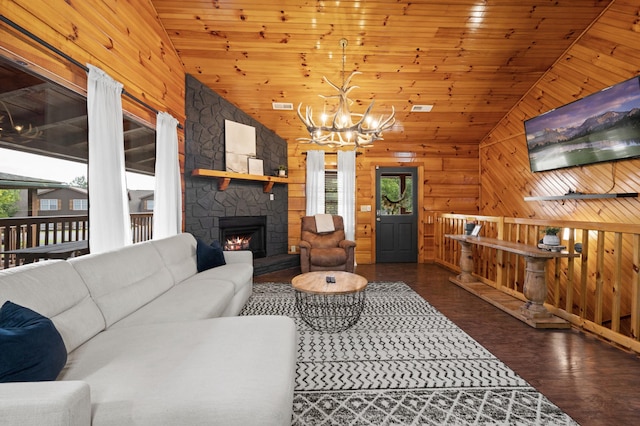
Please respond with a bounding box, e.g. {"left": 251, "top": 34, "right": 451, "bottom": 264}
{"left": 524, "top": 76, "right": 640, "bottom": 173}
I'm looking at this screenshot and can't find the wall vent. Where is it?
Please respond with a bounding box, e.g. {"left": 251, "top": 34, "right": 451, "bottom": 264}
{"left": 411, "top": 104, "right": 434, "bottom": 112}
{"left": 272, "top": 102, "right": 294, "bottom": 110}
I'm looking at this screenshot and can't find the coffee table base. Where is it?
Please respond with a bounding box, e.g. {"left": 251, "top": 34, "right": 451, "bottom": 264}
{"left": 294, "top": 290, "right": 366, "bottom": 333}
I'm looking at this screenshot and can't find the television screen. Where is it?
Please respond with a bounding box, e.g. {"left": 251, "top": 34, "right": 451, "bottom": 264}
{"left": 525, "top": 76, "right": 640, "bottom": 172}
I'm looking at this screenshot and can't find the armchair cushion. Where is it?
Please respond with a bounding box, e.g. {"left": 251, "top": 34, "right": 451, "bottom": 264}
{"left": 309, "top": 247, "right": 348, "bottom": 267}
{"left": 0, "top": 301, "right": 67, "bottom": 383}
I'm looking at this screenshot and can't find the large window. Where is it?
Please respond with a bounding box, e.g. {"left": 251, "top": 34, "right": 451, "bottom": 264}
{"left": 0, "top": 57, "right": 156, "bottom": 218}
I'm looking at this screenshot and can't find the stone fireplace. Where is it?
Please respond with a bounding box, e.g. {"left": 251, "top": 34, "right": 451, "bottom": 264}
{"left": 219, "top": 216, "right": 267, "bottom": 259}
{"left": 184, "top": 75, "right": 298, "bottom": 274}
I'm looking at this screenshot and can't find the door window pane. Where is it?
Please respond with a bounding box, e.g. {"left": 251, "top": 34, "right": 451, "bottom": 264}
{"left": 380, "top": 174, "right": 413, "bottom": 215}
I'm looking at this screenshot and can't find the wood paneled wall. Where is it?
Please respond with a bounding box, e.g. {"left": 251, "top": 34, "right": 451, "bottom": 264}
{"left": 287, "top": 141, "right": 480, "bottom": 264}
{"left": 479, "top": 0, "right": 640, "bottom": 223}
{"left": 0, "top": 0, "right": 186, "bottom": 158}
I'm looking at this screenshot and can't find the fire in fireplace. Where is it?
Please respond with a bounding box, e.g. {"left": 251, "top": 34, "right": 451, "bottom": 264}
{"left": 224, "top": 236, "right": 251, "bottom": 251}
{"left": 219, "top": 216, "right": 267, "bottom": 258}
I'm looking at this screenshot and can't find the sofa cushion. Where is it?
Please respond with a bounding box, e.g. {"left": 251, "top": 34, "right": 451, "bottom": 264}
{"left": 69, "top": 241, "right": 174, "bottom": 328}
{"left": 0, "top": 260, "right": 105, "bottom": 353}
{"left": 150, "top": 233, "right": 198, "bottom": 284}
{"left": 187, "top": 262, "right": 253, "bottom": 295}
{"left": 196, "top": 239, "right": 226, "bottom": 272}
{"left": 0, "top": 301, "right": 67, "bottom": 383}
{"left": 108, "top": 278, "right": 235, "bottom": 329}
{"left": 60, "top": 316, "right": 297, "bottom": 426}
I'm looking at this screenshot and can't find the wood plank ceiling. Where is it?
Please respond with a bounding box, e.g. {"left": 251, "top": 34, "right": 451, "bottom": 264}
{"left": 152, "top": 0, "right": 613, "bottom": 146}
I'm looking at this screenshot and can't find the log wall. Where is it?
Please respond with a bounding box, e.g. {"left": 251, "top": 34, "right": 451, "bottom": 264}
{"left": 479, "top": 0, "right": 640, "bottom": 223}
{"left": 0, "top": 0, "right": 186, "bottom": 169}
{"left": 287, "top": 141, "right": 480, "bottom": 264}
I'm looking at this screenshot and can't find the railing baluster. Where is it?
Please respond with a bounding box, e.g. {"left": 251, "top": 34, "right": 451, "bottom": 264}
{"left": 566, "top": 228, "right": 575, "bottom": 313}
{"left": 611, "top": 232, "right": 623, "bottom": 333}
{"left": 579, "top": 230, "right": 590, "bottom": 320}
{"left": 595, "top": 231, "right": 605, "bottom": 325}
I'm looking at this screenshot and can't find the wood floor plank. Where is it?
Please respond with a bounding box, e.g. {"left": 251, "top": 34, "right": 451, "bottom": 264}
{"left": 254, "top": 263, "right": 640, "bottom": 426}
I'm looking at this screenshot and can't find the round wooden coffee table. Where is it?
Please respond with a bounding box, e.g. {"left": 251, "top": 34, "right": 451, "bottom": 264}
{"left": 291, "top": 271, "right": 368, "bottom": 333}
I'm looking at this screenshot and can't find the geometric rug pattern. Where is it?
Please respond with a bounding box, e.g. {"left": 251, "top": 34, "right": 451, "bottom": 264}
{"left": 240, "top": 281, "right": 578, "bottom": 425}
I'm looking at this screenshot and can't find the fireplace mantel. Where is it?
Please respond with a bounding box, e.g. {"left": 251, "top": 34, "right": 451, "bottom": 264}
{"left": 191, "top": 169, "right": 288, "bottom": 192}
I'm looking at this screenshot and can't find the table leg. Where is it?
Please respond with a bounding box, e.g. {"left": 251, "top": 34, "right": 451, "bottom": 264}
{"left": 520, "top": 256, "right": 551, "bottom": 318}
{"left": 456, "top": 240, "right": 475, "bottom": 283}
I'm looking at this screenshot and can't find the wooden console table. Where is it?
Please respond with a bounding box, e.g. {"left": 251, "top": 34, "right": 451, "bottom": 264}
{"left": 445, "top": 234, "right": 580, "bottom": 329}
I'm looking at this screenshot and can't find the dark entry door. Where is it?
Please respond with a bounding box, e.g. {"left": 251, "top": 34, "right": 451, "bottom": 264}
{"left": 375, "top": 166, "right": 418, "bottom": 263}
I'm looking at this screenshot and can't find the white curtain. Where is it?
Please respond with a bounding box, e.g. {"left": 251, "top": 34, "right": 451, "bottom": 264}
{"left": 338, "top": 150, "right": 356, "bottom": 241}
{"left": 305, "top": 150, "right": 325, "bottom": 215}
{"left": 87, "top": 64, "right": 131, "bottom": 253}
{"left": 152, "top": 112, "right": 182, "bottom": 240}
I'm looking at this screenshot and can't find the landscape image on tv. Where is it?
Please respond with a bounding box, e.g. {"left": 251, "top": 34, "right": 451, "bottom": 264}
{"left": 525, "top": 76, "right": 640, "bottom": 172}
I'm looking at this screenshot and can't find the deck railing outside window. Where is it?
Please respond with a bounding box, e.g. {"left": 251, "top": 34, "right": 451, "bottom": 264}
{"left": 0, "top": 213, "right": 153, "bottom": 269}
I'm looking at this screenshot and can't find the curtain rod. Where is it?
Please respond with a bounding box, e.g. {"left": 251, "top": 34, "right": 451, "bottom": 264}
{"left": 0, "top": 15, "right": 183, "bottom": 130}
{"left": 302, "top": 151, "right": 362, "bottom": 156}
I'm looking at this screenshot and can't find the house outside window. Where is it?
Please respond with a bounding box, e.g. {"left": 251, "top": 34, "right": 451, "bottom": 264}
{"left": 72, "top": 199, "right": 88, "bottom": 210}
{"left": 144, "top": 200, "right": 154, "bottom": 211}
{"left": 39, "top": 199, "right": 59, "bottom": 211}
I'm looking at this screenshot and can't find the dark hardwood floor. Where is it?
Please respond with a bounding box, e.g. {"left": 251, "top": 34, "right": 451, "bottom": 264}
{"left": 254, "top": 263, "right": 640, "bottom": 426}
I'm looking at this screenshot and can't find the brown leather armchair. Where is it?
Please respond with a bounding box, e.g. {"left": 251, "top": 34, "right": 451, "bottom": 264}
{"left": 299, "top": 215, "right": 356, "bottom": 273}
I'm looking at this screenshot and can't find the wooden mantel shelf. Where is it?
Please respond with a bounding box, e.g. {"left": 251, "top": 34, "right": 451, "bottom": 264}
{"left": 191, "top": 169, "right": 288, "bottom": 192}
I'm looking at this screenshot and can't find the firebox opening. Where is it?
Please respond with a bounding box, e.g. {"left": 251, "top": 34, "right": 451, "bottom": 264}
{"left": 219, "top": 216, "right": 267, "bottom": 259}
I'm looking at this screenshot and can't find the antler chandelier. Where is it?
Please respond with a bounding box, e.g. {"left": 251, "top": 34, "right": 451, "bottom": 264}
{"left": 297, "top": 38, "right": 395, "bottom": 148}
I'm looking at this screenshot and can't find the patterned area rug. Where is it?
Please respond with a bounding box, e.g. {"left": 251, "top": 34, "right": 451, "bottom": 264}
{"left": 240, "top": 282, "right": 578, "bottom": 425}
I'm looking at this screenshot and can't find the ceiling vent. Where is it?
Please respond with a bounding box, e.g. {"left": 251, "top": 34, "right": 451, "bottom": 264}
{"left": 411, "top": 104, "right": 434, "bottom": 112}
{"left": 272, "top": 102, "right": 294, "bottom": 110}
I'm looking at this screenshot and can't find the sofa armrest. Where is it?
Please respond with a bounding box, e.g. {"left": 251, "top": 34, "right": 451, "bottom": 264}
{"left": 223, "top": 249, "right": 253, "bottom": 265}
{"left": 0, "top": 381, "right": 91, "bottom": 426}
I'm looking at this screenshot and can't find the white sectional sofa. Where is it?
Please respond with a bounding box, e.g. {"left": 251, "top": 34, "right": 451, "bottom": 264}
{"left": 0, "top": 233, "right": 297, "bottom": 426}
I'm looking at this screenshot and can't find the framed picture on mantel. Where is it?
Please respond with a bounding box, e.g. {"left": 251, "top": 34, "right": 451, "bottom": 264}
{"left": 247, "top": 158, "right": 264, "bottom": 175}
{"left": 224, "top": 120, "right": 256, "bottom": 173}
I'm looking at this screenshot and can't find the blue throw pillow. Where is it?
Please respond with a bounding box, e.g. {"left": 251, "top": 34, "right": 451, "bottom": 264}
{"left": 196, "top": 239, "right": 226, "bottom": 272}
{"left": 0, "top": 301, "right": 67, "bottom": 383}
